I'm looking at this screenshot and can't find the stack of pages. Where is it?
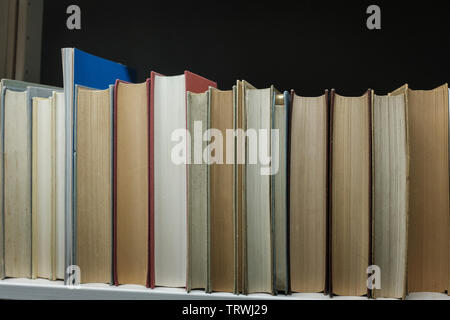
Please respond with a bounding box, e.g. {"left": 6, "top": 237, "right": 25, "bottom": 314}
{"left": 0, "top": 48, "right": 449, "bottom": 299}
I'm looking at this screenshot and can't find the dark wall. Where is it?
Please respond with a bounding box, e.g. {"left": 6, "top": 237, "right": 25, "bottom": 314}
{"left": 41, "top": 0, "right": 450, "bottom": 96}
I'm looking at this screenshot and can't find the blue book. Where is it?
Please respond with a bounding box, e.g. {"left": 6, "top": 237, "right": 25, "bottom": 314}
{"left": 62, "top": 48, "right": 135, "bottom": 284}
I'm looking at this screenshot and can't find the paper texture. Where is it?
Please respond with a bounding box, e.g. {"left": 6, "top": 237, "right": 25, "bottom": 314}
{"left": 290, "top": 93, "right": 327, "bottom": 293}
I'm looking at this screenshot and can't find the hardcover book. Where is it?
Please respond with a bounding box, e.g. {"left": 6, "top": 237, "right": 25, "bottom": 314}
{"left": 390, "top": 84, "right": 449, "bottom": 294}
{"left": 371, "top": 92, "right": 408, "bottom": 299}
{"left": 62, "top": 48, "right": 135, "bottom": 278}
{"left": 330, "top": 90, "right": 371, "bottom": 297}
{"left": 272, "top": 91, "right": 290, "bottom": 294}
{"left": 76, "top": 85, "right": 113, "bottom": 284}
{"left": 114, "top": 80, "right": 150, "bottom": 286}
{"left": 235, "top": 80, "right": 256, "bottom": 293}
{"left": 208, "top": 87, "right": 235, "bottom": 293}
{"left": 150, "top": 71, "right": 216, "bottom": 288}
{"left": 245, "top": 86, "right": 277, "bottom": 294}
{"left": 1, "top": 80, "right": 59, "bottom": 280}
{"left": 290, "top": 91, "right": 328, "bottom": 294}
{"left": 186, "top": 91, "right": 209, "bottom": 292}
{"left": 32, "top": 96, "right": 55, "bottom": 280}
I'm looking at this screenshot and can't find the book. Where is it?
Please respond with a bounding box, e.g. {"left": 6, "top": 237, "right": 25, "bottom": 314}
{"left": 371, "top": 92, "right": 408, "bottom": 299}
{"left": 245, "top": 86, "right": 276, "bottom": 294}
{"left": 114, "top": 80, "right": 150, "bottom": 286}
{"left": 1, "top": 80, "right": 59, "bottom": 279}
{"left": 62, "top": 48, "right": 135, "bottom": 277}
{"left": 186, "top": 91, "right": 209, "bottom": 292}
{"left": 54, "top": 91, "right": 65, "bottom": 280}
{"left": 330, "top": 90, "right": 371, "bottom": 297}
{"left": 29, "top": 86, "right": 62, "bottom": 281}
{"left": 289, "top": 91, "right": 328, "bottom": 294}
{"left": 235, "top": 80, "right": 256, "bottom": 293}
{"left": 76, "top": 86, "right": 113, "bottom": 284}
{"left": 0, "top": 80, "right": 3, "bottom": 279}
{"left": 32, "top": 96, "right": 55, "bottom": 280}
{"left": 3, "top": 88, "right": 31, "bottom": 278}
{"left": 208, "top": 87, "right": 236, "bottom": 293}
{"left": 272, "top": 91, "right": 290, "bottom": 294}
{"left": 390, "top": 84, "right": 449, "bottom": 294}
{"left": 150, "top": 71, "right": 216, "bottom": 288}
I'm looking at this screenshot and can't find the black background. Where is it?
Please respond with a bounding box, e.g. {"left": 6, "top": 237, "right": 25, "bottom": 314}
{"left": 41, "top": 0, "right": 450, "bottom": 96}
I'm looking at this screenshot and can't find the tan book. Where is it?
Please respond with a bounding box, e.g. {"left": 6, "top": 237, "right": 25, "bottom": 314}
{"left": 187, "top": 91, "right": 209, "bottom": 292}
{"left": 245, "top": 86, "right": 275, "bottom": 294}
{"left": 115, "top": 81, "right": 149, "bottom": 286}
{"left": 209, "top": 87, "right": 236, "bottom": 293}
{"left": 76, "top": 86, "right": 113, "bottom": 284}
{"left": 31, "top": 96, "right": 55, "bottom": 280}
{"left": 331, "top": 90, "right": 371, "bottom": 296}
{"left": 4, "top": 89, "right": 32, "bottom": 278}
{"left": 290, "top": 92, "right": 328, "bottom": 293}
{"left": 371, "top": 93, "right": 408, "bottom": 299}
{"left": 390, "top": 84, "right": 449, "bottom": 294}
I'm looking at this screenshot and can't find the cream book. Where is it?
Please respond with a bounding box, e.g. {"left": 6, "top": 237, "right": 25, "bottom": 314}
{"left": 186, "top": 91, "right": 209, "bottom": 292}
{"left": 32, "top": 96, "right": 55, "bottom": 280}
{"left": 54, "top": 91, "right": 65, "bottom": 280}
{"left": 290, "top": 91, "right": 328, "bottom": 294}
{"left": 390, "top": 84, "right": 449, "bottom": 294}
{"left": 3, "top": 88, "right": 31, "bottom": 278}
{"left": 330, "top": 90, "right": 371, "bottom": 297}
{"left": 371, "top": 92, "right": 408, "bottom": 299}
{"left": 75, "top": 86, "right": 113, "bottom": 284}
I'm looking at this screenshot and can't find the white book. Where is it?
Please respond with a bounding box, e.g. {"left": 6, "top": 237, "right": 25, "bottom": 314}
{"left": 154, "top": 74, "right": 187, "bottom": 287}
{"left": 32, "top": 96, "right": 55, "bottom": 280}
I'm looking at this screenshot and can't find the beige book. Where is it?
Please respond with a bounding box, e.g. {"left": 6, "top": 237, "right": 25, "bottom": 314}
{"left": 209, "top": 87, "right": 236, "bottom": 293}
{"left": 390, "top": 84, "right": 449, "bottom": 294}
{"left": 0, "top": 81, "right": 3, "bottom": 279}
{"left": 187, "top": 91, "right": 209, "bottom": 292}
{"left": 372, "top": 93, "right": 408, "bottom": 299}
{"left": 116, "top": 81, "right": 149, "bottom": 286}
{"left": 4, "top": 89, "right": 32, "bottom": 278}
{"left": 290, "top": 93, "right": 327, "bottom": 293}
{"left": 235, "top": 80, "right": 255, "bottom": 293}
{"left": 32, "top": 96, "right": 55, "bottom": 280}
{"left": 331, "top": 91, "right": 371, "bottom": 296}
{"left": 76, "top": 87, "right": 112, "bottom": 284}
{"left": 245, "top": 87, "right": 274, "bottom": 294}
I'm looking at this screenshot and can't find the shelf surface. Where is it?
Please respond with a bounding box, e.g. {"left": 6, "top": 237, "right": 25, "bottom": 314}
{"left": 0, "top": 278, "right": 449, "bottom": 300}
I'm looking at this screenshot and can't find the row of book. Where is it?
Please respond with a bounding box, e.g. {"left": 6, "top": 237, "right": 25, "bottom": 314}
{"left": 0, "top": 48, "right": 449, "bottom": 299}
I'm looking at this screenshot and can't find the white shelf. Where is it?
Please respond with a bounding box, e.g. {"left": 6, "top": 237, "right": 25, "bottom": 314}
{"left": 0, "top": 279, "right": 449, "bottom": 300}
